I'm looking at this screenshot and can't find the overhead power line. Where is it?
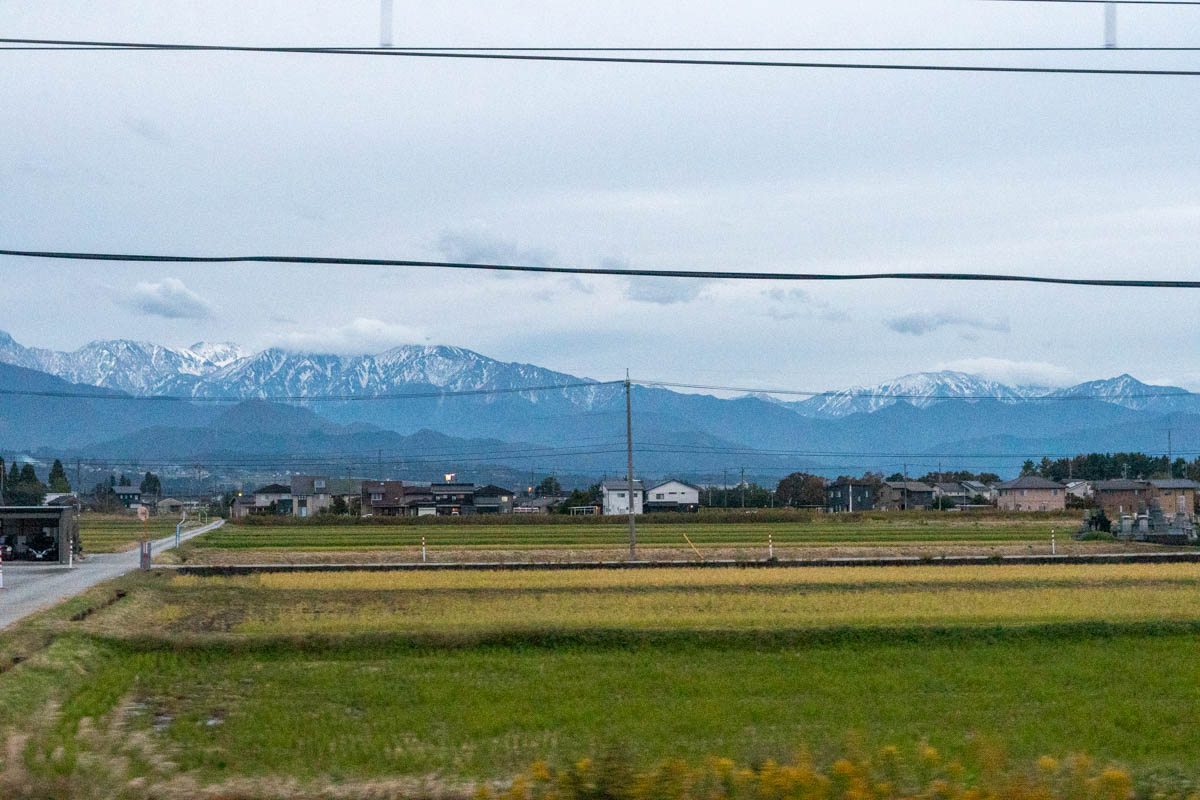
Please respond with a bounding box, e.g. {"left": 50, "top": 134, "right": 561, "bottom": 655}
{"left": 0, "top": 376, "right": 1196, "bottom": 403}
{"left": 981, "top": 0, "right": 1200, "bottom": 5}
{"left": 3, "top": 37, "right": 1200, "bottom": 76}
{"left": 635, "top": 380, "right": 1199, "bottom": 400}
{"left": 3, "top": 248, "right": 1199, "bottom": 288}
{"left": 0, "top": 380, "right": 620, "bottom": 403}
{"left": 7, "top": 42, "right": 1200, "bottom": 52}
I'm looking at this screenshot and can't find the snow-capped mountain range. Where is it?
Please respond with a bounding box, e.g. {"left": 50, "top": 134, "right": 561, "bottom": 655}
{"left": 0, "top": 330, "right": 614, "bottom": 408}
{"left": 0, "top": 329, "right": 1193, "bottom": 417}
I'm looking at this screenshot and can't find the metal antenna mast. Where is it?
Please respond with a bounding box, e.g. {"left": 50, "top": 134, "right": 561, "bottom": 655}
{"left": 380, "top": 0, "right": 394, "bottom": 47}
{"left": 625, "top": 370, "right": 636, "bottom": 559}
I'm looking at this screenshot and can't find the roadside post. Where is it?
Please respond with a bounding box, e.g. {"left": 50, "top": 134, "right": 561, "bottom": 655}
{"left": 422, "top": 536, "right": 427, "bottom": 563}
{"left": 768, "top": 533, "right": 773, "bottom": 561}
{"left": 1052, "top": 530, "right": 1056, "bottom": 555}
{"left": 137, "top": 505, "right": 151, "bottom": 569}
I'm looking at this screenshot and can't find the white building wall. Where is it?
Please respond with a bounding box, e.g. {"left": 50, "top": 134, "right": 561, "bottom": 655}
{"left": 646, "top": 481, "right": 699, "bottom": 505}
{"left": 602, "top": 488, "right": 644, "bottom": 515}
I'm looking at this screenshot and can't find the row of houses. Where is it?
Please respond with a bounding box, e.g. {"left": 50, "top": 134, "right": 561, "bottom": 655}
{"left": 826, "top": 476, "right": 1200, "bottom": 517}
{"left": 230, "top": 476, "right": 704, "bottom": 518}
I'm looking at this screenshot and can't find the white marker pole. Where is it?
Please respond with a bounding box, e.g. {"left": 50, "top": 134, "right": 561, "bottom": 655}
{"left": 1052, "top": 530, "right": 1056, "bottom": 555}
{"left": 422, "top": 535, "right": 426, "bottom": 563}
{"left": 768, "top": 533, "right": 773, "bottom": 560}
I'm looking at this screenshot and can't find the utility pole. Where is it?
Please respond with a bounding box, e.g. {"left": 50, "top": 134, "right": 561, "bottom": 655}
{"left": 378, "top": 449, "right": 383, "bottom": 480}
{"left": 741, "top": 467, "right": 746, "bottom": 508}
{"left": 903, "top": 461, "right": 908, "bottom": 511}
{"left": 723, "top": 468, "right": 728, "bottom": 508}
{"left": 380, "top": 0, "right": 394, "bottom": 47}
{"left": 1104, "top": 2, "right": 1117, "bottom": 48}
{"left": 1167, "top": 428, "right": 1174, "bottom": 477}
{"left": 625, "top": 371, "right": 636, "bottom": 559}
{"left": 76, "top": 458, "right": 82, "bottom": 495}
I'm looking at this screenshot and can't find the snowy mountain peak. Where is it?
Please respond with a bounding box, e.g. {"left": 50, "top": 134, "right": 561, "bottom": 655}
{"left": 791, "top": 370, "right": 1022, "bottom": 417}
{"left": 188, "top": 341, "right": 250, "bottom": 367}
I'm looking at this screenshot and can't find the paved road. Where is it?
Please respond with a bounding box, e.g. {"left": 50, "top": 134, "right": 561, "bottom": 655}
{"left": 0, "top": 518, "right": 224, "bottom": 630}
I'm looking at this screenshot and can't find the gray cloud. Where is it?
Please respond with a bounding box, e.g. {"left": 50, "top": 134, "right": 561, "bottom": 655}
{"left": 119, "top": 278, "right": 216, "bottom": 320}
{"left": 626, "top": 278, "right": 706, "bottom": 305}
{"left": 611, "top": 257, "right": 708, "bottom": 305}
{"left": 886, "top": 312, "right": 1009, "bottom": 336}
{"left": 123, "top": 116, "right": 170, "bottom": 145}
{"left": 437, "top": 230, "right": 554, "bottom": 267}
{"left": 764, "top": 288, "right": 848, "bottom": 322}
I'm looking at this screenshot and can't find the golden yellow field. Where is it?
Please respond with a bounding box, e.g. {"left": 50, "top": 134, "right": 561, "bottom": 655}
{"left": 159, "top": 563, "right": 1200, "bottom": 636}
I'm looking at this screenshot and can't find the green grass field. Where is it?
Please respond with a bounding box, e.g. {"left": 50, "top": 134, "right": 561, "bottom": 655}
{"left": 78, "top": 513, "right": 204, "bottom": 553}
{"left": 3, "top": 563, "right": 1200, "bottom": 798}
{"left": 192, "top": 514, "right": 1075, "bottom": 551}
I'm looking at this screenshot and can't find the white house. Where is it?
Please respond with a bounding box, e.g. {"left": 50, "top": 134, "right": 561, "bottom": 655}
{"left": 600, "top": 479, "right": 644, "bottom": 516}
{"left": 644, "top": 479, "right": 700, "bottom": 512}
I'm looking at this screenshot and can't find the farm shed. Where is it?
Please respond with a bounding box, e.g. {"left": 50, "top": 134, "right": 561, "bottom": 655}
{"left": 0, "top": 505, "right": 78, "bottom": 563}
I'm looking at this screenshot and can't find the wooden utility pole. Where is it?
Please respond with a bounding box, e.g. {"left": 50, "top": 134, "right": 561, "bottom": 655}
{"left": 625, "top": 371, "right": 636, "bottom": 559}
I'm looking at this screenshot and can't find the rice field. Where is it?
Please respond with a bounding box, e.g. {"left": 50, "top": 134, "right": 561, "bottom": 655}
{"left": 3, "top": 561, "right": 1199, "bottom": 797}
{"left": 191, "top": 516, "right": 1071, "bottom": 551}
{"left": 78, "top": 514, "right": 199, "bottom": 553}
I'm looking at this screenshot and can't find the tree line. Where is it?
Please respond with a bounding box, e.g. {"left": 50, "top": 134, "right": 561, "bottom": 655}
{"left": 0, "top": 458, "right": 163, "bottom": 509}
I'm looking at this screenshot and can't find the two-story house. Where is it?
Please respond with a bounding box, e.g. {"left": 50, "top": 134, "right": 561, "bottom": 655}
{"left": 1092, "top": 479, "right": 1152, "bottom": 517}
{"left": 473, "top": 485, "right": 515, "bottom": 514}
{"left": 431, "top": 482, "right": 476, "bottom": 515}
{"left": 644, "top": 480, "right": 700, "bottom": 512}
{"left": 995, "top": 476, "right": 1065, "bottom": 512}
{"left": 360, "top": 480, "right": 435, "bottom": 517}
{"left": 825, "top": 480, "right": 877, "bottom": 512}
{"left": 600, "top": 479, "right": 644, "bottom": 516}
{"left": 875, "top": 481, "right": 935, "bottom": 511}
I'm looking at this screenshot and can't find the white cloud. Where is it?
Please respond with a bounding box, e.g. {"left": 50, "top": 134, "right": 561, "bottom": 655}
{"left": 886, "top": 312, "right": 1009, "bottom": 336}
{"left": 936, "top": 357, "right": 1076, "bottom": 388}
{"left": 119, "top": 278, "right": 216, "bottom": 319}
{"left": 269, "top": 318, "right": 428, "bottom": 354}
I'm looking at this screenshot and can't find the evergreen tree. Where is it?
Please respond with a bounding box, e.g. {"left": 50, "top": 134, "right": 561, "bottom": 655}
{"left": 140, "top": 471, "right": 162, "bottom": 499}
{"left": 48, "top": 459, "right": 71, "bottom": 493}
{"left": 7, "top": 463, "right": 46, "bottom": 506}
{"left": 119, "top": 473, "right": 132, "bottom": 487}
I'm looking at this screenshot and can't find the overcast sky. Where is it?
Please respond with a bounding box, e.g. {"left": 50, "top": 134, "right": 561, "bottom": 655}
{"left": 2, "top": 1, "right": 1199, "bottom": 391}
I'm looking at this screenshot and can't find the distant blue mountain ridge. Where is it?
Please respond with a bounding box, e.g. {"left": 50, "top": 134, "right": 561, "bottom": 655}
{"left": 0, "top": 330, "right": 1195, "bottom": 481}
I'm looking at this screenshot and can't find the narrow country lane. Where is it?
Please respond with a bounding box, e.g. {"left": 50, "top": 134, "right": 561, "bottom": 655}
{"left": 0, "top": 518, "right": 225, "bottom": 630}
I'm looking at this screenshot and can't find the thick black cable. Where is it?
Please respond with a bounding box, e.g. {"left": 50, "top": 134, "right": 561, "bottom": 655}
{"left": 2, "top": 37, "right": 1200, "bottom": 75}
{"left": 7, "top": 43, "right": 1200, "bottom": 52}
{"left": 2, "top": 248, "right": 1199, "bottom": 288}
